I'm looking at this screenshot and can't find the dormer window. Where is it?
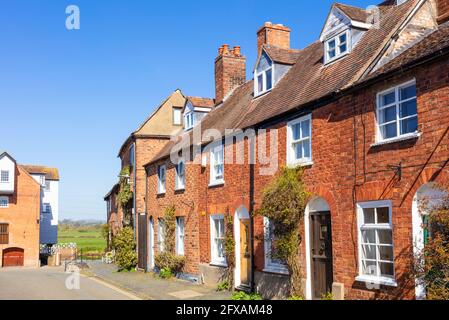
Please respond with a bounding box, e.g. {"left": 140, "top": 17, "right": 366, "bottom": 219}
{"left": 185, "top": 112, "right": 195, "bottom": 130}
{"left": 325, "top": 30, "right": 350, "bottom": 63}
{"left": 254, "top": 51, "right": 274, "bottom": 97}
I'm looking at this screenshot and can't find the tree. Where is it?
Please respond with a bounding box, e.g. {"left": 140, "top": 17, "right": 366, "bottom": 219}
{"left": 256, "top": 167, "right": 310, "bottom": 297}
{"left": 112, "top": 226, "right": 137, "bottom": 271}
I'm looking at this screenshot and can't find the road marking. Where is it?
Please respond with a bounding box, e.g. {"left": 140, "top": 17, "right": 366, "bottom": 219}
{"left": 80, "top": 274, "right": 142, "bottom": 300}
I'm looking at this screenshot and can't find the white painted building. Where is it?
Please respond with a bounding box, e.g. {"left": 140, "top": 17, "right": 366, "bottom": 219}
{"left": 22, "top": 165, "right": 60, "bottom": 245}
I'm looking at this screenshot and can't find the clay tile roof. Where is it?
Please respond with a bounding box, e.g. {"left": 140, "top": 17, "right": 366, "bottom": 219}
{"left": 187, "top": 96, "right": 215, "bottom": 109}
{"left": 237, "top": 0, "right": 417, "bottom": 129}
{"left": 263, "top": 45, "right": 302, "bottom": 65}
{"left": 21, "top": 165, "right": 60, "bottom": 180}
{"left": 146, "top": 81, "right": 258, "bottom": 165}
{"left": 334, "top": 3, "right": 370, "bottom": 23}
{"left": 362, "top": 21, "right": 449, "bottom": 81}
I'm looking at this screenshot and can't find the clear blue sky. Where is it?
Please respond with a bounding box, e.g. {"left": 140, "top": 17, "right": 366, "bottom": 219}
{"left": 0, "top": 0, "right": 374, "bottom": 221}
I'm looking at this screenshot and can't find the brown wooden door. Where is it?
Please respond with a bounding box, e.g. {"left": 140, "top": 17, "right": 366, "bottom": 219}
{"left": 310, "top": 212, "right": 333, "bottom": 299}
{"left": 2, "top": 248, "right": 24, "bottom": 267}
{"left": 240, "top": 219, "right": 251, "bottom": 286}
{"left": 138, "top": 214, "right": 147, "bottom": 270}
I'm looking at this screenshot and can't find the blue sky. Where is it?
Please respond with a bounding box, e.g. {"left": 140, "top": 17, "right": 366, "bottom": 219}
{"left": 0, "top": 0, "right": 374, "bottom": 221}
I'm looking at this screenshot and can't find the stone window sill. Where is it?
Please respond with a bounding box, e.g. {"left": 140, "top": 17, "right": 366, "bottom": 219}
{"left": 355, "top": 275, "right": 398, "bottom": 287}
{"left": 371, "top": 132, "right": 421, "bottom": 148}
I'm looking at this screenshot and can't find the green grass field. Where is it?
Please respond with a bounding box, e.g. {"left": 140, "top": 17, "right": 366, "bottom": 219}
{"left": 58, "top": 225, "right": 106, "bottom": 257}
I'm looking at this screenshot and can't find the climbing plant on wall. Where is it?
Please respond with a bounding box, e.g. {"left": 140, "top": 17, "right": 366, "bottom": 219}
{"left": 415, "top": 187, "right": 449, "bottom": 300}
{"left": 256, "top": 166, "right": 310, "bottom": 297}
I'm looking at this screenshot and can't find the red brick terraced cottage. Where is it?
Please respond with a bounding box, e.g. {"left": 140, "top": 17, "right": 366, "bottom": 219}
{"left": 140, "top": 0, "right": 449, "bottom": 299}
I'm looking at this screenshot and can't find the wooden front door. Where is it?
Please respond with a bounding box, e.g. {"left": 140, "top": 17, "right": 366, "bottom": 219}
{"left": 2, "top": 248, "right": 24, "bottom": 267}
{"left": 137, "top": 214, "right": 147, "bottom": 270}
{"left": 310, "top": 212, "right": 333, "bottom": 299}
{"left": 240, "top": 219, "right": 251, "bottom": 286}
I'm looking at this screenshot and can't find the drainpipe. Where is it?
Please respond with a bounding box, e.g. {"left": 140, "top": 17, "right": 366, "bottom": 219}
{"left": 133, "top": 142, "right": 137, "bottom": 240}
{"left": 249, "top": 137, "right": 256, "bottom": 293}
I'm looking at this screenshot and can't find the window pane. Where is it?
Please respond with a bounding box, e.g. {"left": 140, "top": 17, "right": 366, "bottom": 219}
{"left": 362, "top": 260, "right": 377, "bottom": 276}
{"left": 362, "top": 230, "right": 376, "bottom": 244}
{"left": 400, "top": 117, "right": 418, "bottom": 135}
{"left": 258, "top": 74, "right": 263, "bottom": 92}
{"left": 339, "top": 43, "right": 347, "bottom": 53}
{"left": 219, "top": 219, "right": 225, "bottom": 237}
{"left": 379, "top": 246, "right": 394, "bottom": 262}
{"left": 381, "top": 123, "right": 397, "bottom": 139}
{"left": 328, "top": 49, "right": 336, "bottom": 59}
{"left": 381, "top": 91, "right": 396, "bottom": 106}
{"left": 377, "top": 230, "right": 393, "bottom": 245}
{"left": 301, "top": 120, "right": 310, "bottom": 138}
{"left": 217, "top": 239, "right": 225, "bottom": 258}
{"left": 294, "top": 142, "right": 303, "bottom": 160}
{"left": 328, "top": 40, "right": 336, "bottom": 49}
{"left": 379, "top": 106, "right": 396, "bottom": 124}
{"left": 339, "top": 33, "right": 347, "bottom": 43}
{"left": 362, "top": 245, "right": 377, "bottom": 260}
{"left": 363, "top": 208, "right": 375, "bottom": 224}
{"left": 399, "top": 100, "right": 417, "bottom": 118}
{"left": 380, "top": 262, "right": 394, "bottom": 277}
{"left": 266, "top": 69, "right": 272, "bottom": 90}
{"left": 292, "top": 123, "right": 301, "bottom": 140}
{"left": 376, "top": 207, "right": 390, "bottom": 224}
{"left": 400, "top": 85, "right": 416, "bottom": 101}
{"left": 303, "top": 139, "right": 311, "bottom": 158}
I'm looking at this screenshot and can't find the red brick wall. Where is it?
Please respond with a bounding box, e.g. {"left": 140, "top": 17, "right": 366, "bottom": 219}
{"left": 143, "top": 55, "right": 448, "bottom": 299}
{"left": 257, "top": 22, "right": 291, "bottom": 54}
{"left": 251, "top": 56, "right": 449, "bottom": 300}
{"left": 437, "top": 0, "right": 449, "bottom": 24}
{"left": 146, "top": 153, "right": 202, "bottom": 274}
{"left": 0, "top": 166, "right": 41, "bottom": 267}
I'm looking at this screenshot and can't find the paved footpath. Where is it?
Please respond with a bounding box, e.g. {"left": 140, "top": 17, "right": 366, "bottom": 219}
{"left": 84, "top": 261, "right": 230, "bottom": 300}
{"left": 0, "top": 266, "right": 139, "bottom": 300}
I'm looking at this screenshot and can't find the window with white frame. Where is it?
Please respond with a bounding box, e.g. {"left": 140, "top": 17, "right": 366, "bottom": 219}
{"left": 45, "top": 180, "right": 51, "bottom": 192}
{"left": 0, "top": 196, "right": 9, "bottom": 208}
{"left": 173, "top": 108, "right": 182, "bottom": 125}
{"left": 255, "top": 51, "right": 273, "bottom": 96}
{"left": 185, "top": 112, "right": 195, "bottom": 130}
{"left": 158, "top": 165, "right": 166, "bottom": 194}
{"left": 175, "top": 160, "right": 185, "bottom": 190}
{"left": 287, "top": 114, "right": 312, "bottom": 166}
{"left": 377, "top": 81, "right": 418, "bottom": 142}
{"left": 264, "top": 217, "right": 288, "bottom": 274}
{"left": 158, "top": 218, "right": 165, "bottom": 252}
{"left": 325, "top": 30, "right": 350, "bottom": 63}
{"left": 210, "top": 143, "right": 224, "bottom": 185}
{"left": 356, "top": 201, "right": 396, "bottom": 286}
{"left": 0, "top": 170, "right": 9, "bottom": 183}
{"left": 210, "top": 214, "right": 226, "bottom": 266}
{"left": 176, "top": 217, "right": 185, "bottom": 256}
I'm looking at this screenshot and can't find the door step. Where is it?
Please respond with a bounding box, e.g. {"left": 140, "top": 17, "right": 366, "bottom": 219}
{"left": 235, "top": 285, "right": 251, "bottom": 293}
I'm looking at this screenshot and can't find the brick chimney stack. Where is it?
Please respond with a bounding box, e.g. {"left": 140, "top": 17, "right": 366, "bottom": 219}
{"left": 257, "top": 22, "right": 291, "bottom": 55}
{"left": 215, "top": 44, "right": 246, "bottom": 105}
{"left": 437, "top": 0, "right": 449, "bottom": 24}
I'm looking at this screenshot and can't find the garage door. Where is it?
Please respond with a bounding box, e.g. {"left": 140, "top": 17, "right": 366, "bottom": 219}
{"left": 2, "top": 248, "right": 24, "bottom": 267}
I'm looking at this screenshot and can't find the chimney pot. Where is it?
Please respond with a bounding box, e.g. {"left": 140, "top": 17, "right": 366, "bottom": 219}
{"left": 232, "top": 46, "right": 241, "bottom": 56}
{"left": 222, "top": 44, "right": 230, "bottom": 55}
